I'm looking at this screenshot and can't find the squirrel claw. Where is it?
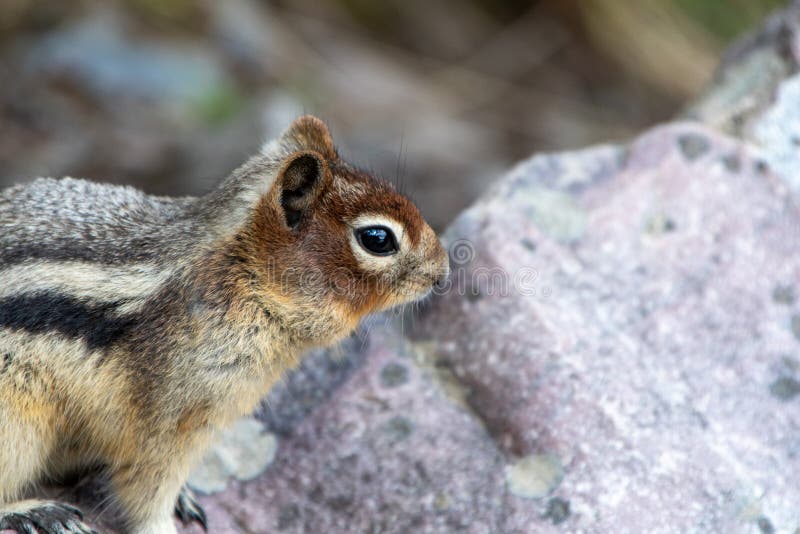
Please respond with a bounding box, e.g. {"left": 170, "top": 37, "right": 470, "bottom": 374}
{"left": 174, "top": 485, "right": 208, "bottom": 531}
{"left": 0, "top": 501, "right": 95, "bottom": 534}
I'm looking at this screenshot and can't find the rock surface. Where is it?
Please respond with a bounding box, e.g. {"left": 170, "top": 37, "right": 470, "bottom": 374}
{"left": 10, "top": 3, "right": 800, "bottom": 534}
{"left": 415, "top": 122, "right": 800, "bottom": 532}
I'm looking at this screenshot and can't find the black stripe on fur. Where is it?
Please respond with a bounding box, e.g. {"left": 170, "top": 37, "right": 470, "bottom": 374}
{"left": 0, "top": 291, "right": 136, "bottom": 350}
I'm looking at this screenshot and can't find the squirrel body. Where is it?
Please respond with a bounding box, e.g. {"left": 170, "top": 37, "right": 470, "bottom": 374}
{"left": 0, "top": 116, "right": 447, "bottom": 533}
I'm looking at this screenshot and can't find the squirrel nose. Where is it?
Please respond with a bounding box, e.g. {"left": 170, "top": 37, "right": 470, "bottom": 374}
{"left": 433, "top": 268, "right": 450, "bottom": 290}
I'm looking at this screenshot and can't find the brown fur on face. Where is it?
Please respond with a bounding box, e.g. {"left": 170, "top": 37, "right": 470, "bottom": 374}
{"left": 225, "top": 117, "right": 447, "bottom": 345}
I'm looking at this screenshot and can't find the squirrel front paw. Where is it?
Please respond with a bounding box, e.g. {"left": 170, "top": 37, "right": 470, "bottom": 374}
{"left": 0, "top": 500, "right": 95, "bottom": 534}
{"left": 174, "top": 485, "right": 207, "bottom": 532}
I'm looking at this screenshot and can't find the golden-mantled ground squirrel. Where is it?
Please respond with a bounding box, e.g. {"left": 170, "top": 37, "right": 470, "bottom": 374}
{"left": 0, "top": 116, "right": 448, "bottom": 534}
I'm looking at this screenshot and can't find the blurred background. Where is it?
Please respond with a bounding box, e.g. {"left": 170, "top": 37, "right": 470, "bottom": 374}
{"left": 0, "top": 0, "right": 785, "bottom": 230}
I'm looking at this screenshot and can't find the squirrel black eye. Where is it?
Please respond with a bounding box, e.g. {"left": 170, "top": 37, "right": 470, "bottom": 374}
{"left": 356, "top": 226, "right": 398, "bottom": 256}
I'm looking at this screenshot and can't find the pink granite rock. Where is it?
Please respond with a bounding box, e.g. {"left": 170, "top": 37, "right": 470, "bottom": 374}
{"left": 415, "top": 122, "right": 800, "bottom": 532}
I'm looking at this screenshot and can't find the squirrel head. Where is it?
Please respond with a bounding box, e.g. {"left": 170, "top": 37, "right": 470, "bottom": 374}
{"left": 209, "top": 116, "right": 449, "bottom": 342}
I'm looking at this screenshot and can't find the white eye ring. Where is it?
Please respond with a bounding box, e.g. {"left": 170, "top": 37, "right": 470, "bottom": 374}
{"left": 348, "top": 215, "right": 407, "bottom": 271}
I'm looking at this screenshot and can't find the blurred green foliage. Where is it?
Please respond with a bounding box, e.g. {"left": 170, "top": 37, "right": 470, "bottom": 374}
{"left": 674, "top": 0, "right": 786, "bottom": 41}
{"left": 276, "top": 0, "right": 788, "bottom": 52}
{"left": 191, "top": 85, "right": 246, "bottom": 127}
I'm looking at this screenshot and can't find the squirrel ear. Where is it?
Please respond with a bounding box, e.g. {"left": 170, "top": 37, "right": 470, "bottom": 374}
{"left": 279, "top": 115, "right": 336, "bottom": 160}
{"left": 277, "top": 151, "right": 327, "bottom": 230}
